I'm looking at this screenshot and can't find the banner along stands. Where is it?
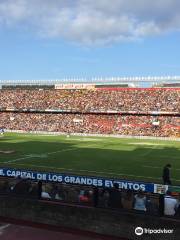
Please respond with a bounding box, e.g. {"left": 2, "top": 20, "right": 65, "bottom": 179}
{"left": 0, "top": 167, "right": 156, "bottom": 193}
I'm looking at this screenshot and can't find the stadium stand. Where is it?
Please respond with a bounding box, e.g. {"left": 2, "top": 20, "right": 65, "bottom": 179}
{"left": 0, "top": 88, "right": 179, "bottom": 112}
{"left": 0, "top": 113, "right": 179, "bottom": 137}
{"left": 0, "top": 84, "right": 179, "bottom": 138}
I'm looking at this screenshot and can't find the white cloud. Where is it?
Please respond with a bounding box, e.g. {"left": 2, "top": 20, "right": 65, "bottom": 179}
{"left": 0, "top": 0, "right": 28, "bottom": 25}
{"left": 0, "top": 0, "right": 180, "bottom": 45}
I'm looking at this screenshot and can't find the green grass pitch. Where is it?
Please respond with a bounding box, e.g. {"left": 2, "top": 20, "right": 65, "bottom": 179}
{"left": 0, "top": 133, "right": 180, "bottom": 184}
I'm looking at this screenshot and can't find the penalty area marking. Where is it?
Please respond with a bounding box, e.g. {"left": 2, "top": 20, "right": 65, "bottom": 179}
{"left": 4, "top": 143, "right": 99, "bottom": 164}
{"left": 5, "top": 155, "right": 34, "bottom": 163}
{"left": 5, "top": 148, "right": 76, "bottom": 164}
{"left": 138, "top": 145, "right": 157, "bottom": 157}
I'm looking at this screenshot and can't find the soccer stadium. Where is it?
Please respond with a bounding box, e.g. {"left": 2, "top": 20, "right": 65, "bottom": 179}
{"left": 0, "top": 77, "right": 180, "bottom": 239}
{"left": 1, "top": 0, "right": 180, "bottom": 239}
{"left": 0, "top": 77, "right": 179, "bottom": 182}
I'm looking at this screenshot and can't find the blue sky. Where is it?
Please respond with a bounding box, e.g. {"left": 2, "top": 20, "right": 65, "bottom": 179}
{"left": 0, "top": 0, "right": 180, "bottom": 80}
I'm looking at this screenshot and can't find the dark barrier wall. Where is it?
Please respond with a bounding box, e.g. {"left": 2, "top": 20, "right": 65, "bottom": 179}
{"left": 0, "top": 196, "right": 180, "bottom": 240}
{"left": 0, "top": 175, "right": 180, "bottom": 239}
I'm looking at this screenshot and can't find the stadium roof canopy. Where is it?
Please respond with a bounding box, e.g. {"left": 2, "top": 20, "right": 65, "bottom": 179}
{"left": 0, "top": 76, "right": 180, "bottom": 86}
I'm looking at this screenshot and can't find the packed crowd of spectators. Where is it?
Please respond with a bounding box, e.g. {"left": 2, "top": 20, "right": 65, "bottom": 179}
{"left": 0, "top": 88, "right": 179, "bottom": 112}
{"left": 0, "top": 112, "right": 179, "bottom": 137}
{"left": 0, "top": 178, "right": 180, "bottom": 218}
{"left": 0, "top": 88, "right": 179, "bottom": 137}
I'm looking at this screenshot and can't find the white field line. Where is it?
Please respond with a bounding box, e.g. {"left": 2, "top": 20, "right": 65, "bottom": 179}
{"left": 4, "top": 143, "right": 96, "bottom": 164}
{"left": 5, "top": 148, "right": 75, "bottom": 164}
{"left": 128, "top": 143, "right": 165, "bottom": 146}
{"left": 7, "top": 130, "right": 180, "bottom": 141}
{"left": 68, "top": 138, "right": 103, "bottom": 141}
{"left": 143, "top": 165, "right": 180, "bottom": 171}
{"left": 5, "top": 156, "right": 34, "bottom": 163}
{"left": 45, "top": 148, "right": 75, "bottom": 155}
{"left": 139, "top": 145, "right": 157, "bottom": 157}
{"left": 4, "top": 144, "right": 180, "bottom": 182}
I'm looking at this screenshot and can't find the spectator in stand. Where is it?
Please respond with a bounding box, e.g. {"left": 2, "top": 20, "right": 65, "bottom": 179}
{"left": 122, "top": 190, "right": 133, "bottom": 210}
{"left": 146, "top": 193, "right": 159, "bottom": 215}
{"left": 50, "top": 184, "right": 59, "bottom": 199}
{"left": 108, "top": 183, "right": 122, "bottom": 209}
{"left": 78, "top": 190, "right": 90, "bottom": 204}
{"left": 41, "top": 185, "right": 51, "bottom": 199}
{"left": 98, "top": 188, "right": 110, "bottom": 208}
{"left": 0, "top": 180, "right": 10, "bottom": 194}
{"left": 29, "top": 183, "right": 39, "bottom": 198}
{"left": 175, "top": 194, "right": 180, "bottom": 217}
{"left": 55, "top": 189, "right": 64, "bottom": 201}
{"left": 164, "top": 191, "right": 178, "bottom": 216}
{"left": 13, "top": 178, "right": 31, "bottom": 197}
{"left": 67, "top": 187, "right": 79, "bottom": 203}
{"left": 37, "top": 180, "right": 42, "bottom": 199}
{"left": 133, "top": 190, "right": 147, "bottom": 211}
{"left": 93, "top": 187, "right": 99, "bottom": 207}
